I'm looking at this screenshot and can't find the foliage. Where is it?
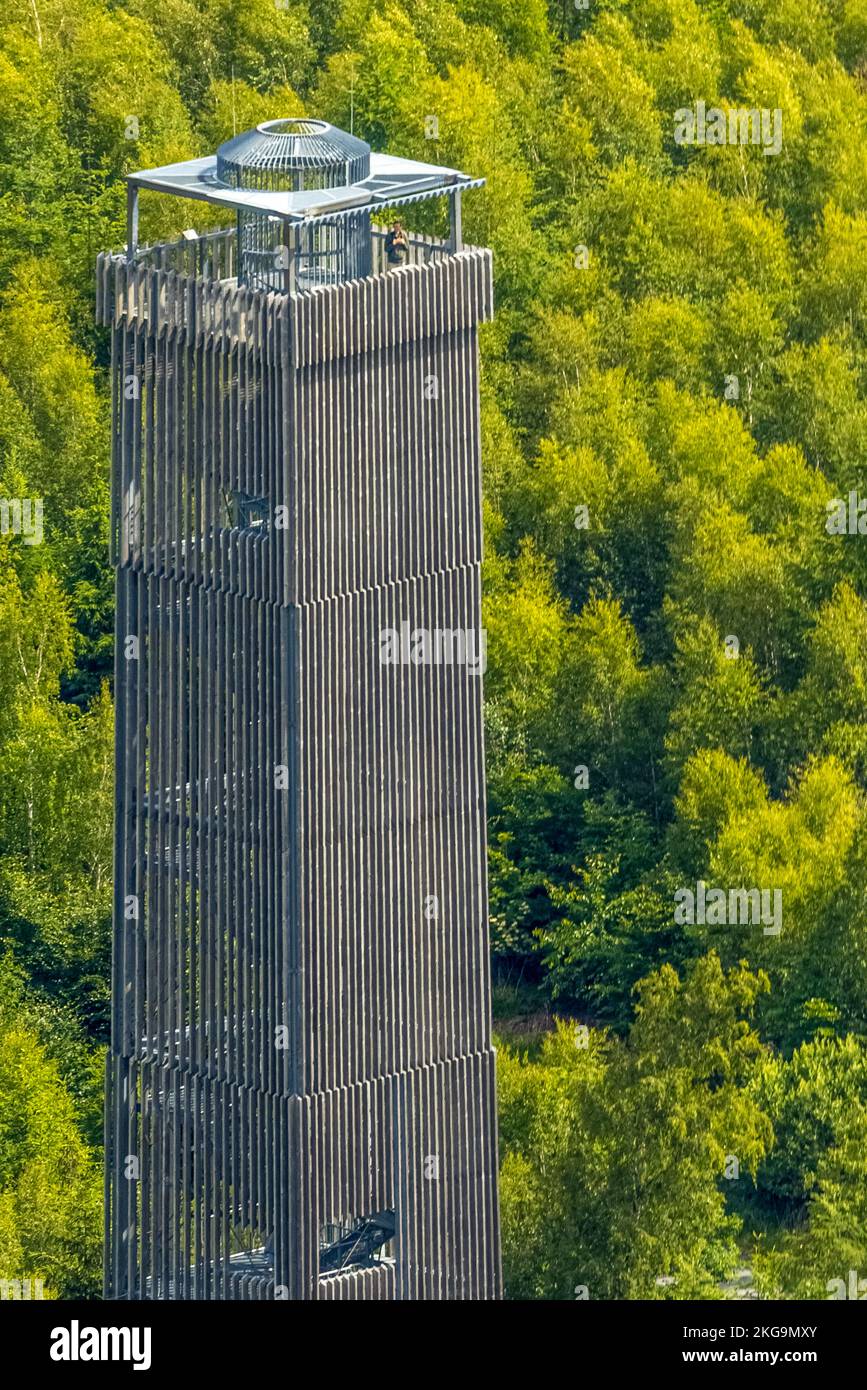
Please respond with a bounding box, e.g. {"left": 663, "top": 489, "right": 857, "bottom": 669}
{"left": 498, "top": 954, "right": 772, "bottom": 1299}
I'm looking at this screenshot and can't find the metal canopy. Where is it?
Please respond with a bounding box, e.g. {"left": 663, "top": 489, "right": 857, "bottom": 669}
{"left": 128, "top": 150, "right": 485, "bottom": 226}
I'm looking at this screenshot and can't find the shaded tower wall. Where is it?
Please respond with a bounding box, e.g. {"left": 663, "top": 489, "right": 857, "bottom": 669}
{"left": 98, "top": 245, "right": 501, "bottom": 1300}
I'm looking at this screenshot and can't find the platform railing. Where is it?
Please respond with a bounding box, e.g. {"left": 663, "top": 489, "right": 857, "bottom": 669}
{"left": 127, "top": 224, "right": 453, "bottom": 285}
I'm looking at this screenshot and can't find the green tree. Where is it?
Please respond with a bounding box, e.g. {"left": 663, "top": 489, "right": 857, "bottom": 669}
{"left": 0, "top": 961, "right": 102, "bottom": 1296}
{"left": 498, "top": 953, "right": 772, "bottom": 1299}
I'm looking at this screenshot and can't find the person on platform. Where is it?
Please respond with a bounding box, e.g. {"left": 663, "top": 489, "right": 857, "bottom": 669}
{"left": 385, "top": 219, "right": 409, "bottom": 267}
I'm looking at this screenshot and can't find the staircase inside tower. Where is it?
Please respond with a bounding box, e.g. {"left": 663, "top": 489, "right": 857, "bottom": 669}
{"left": 318, "top": 1210, "right": 396, "bottom": 1277}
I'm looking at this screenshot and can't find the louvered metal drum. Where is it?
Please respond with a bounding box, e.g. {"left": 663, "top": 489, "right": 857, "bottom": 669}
{"left": 217, "top": 119, "right": 373, "bottom": 291}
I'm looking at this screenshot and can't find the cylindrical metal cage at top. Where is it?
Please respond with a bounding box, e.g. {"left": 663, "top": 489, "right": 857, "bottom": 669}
{"left": 217, "top": 118, "right": 373, "bottom": 292}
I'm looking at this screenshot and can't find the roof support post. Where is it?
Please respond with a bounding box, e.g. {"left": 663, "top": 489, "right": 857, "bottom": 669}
{"left": 282, "top": 221, "right": 298, "bottom": 295}
{"left": 449, "top": 189, "right": 463, "bottom": 254}
{"left": 126, "top": 184, "right": 140, "bottom": 262}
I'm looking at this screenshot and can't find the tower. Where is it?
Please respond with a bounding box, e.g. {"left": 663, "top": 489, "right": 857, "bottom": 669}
{"left": 99, "top": 119, "right": 501, "bottom": 1300}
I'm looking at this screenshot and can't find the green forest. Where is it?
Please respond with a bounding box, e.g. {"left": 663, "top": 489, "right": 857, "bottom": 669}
{"left": 2, "top": 0, "right": 867, "bottom": 1301}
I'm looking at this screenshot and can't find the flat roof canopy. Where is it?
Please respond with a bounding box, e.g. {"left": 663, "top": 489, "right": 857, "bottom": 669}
{"left": 128, "top": 151, "right": 485, "bottom": 225}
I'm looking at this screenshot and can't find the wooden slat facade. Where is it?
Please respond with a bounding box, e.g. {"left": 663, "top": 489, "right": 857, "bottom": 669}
{"left": 102, "top": 231, "right": 502, "bottom": 1300}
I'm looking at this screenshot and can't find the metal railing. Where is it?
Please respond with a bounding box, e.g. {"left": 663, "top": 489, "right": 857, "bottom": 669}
{"left": 133, "top": 227, "right": 237, "bottom": 280}
{"left": 128, "top": 224, "right": 454, "bottom": 289}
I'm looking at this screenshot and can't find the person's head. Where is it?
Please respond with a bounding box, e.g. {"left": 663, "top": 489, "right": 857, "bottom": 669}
{"left": 393, "top": 220, "right": 402, "bottom": 232}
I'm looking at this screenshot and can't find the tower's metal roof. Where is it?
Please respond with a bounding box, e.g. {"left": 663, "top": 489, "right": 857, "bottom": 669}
{"left": 128, "top": 119, "right": 484, "bottom": 227}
